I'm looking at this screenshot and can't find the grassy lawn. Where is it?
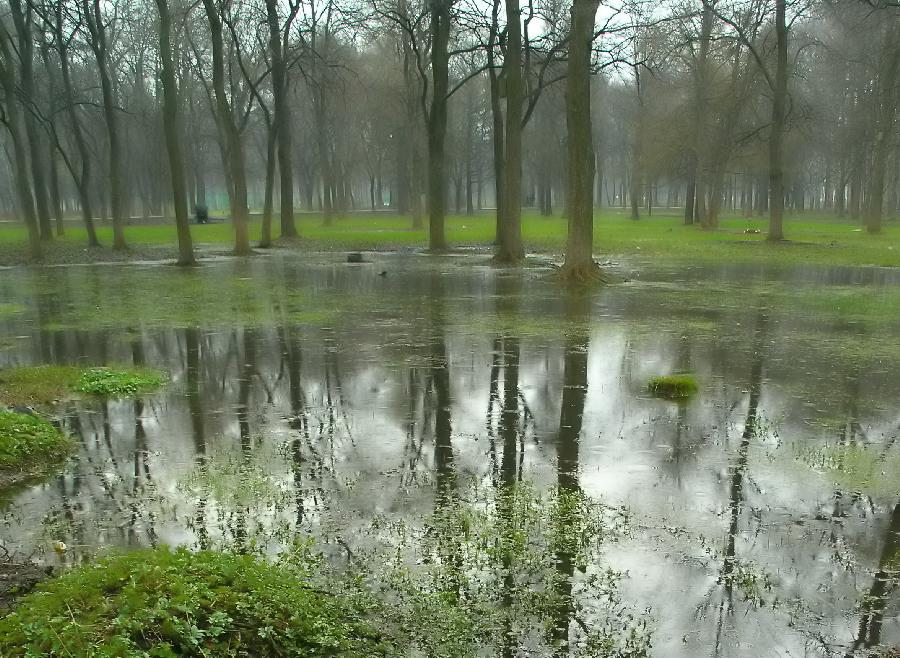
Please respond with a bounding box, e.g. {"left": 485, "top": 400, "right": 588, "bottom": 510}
{"left": 0, "top": 209, "right": 897, "bottom": 267}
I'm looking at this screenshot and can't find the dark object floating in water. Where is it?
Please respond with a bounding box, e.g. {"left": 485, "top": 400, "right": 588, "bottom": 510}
{"left": 378, "top": 271, "right": 387, "bottom": 277}
{"left": 347, "top": 252, "right": 365, "bottom": 263}
{"left": 647, "top": 374, "right": 698, "bottom": 400}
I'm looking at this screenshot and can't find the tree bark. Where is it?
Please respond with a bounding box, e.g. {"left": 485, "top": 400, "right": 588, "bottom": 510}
{"left": 265, "top": 0, "right": 297, "bottom": 238}
{"left": 559, "top": 0, "right": 602, "bottom": 281}
{"left": 52, "top": 3, "right": 99, "bottom": 246}
{"left": 202, "top": 0, "right": 251, "bottom": 255}
{"left": 0, "top": 25, "right": 40, "bottom": 259}
{"left": 427, "top": 0, "right": 451, "bottom": 252}
{"left": 864, "top": 20, "right": 900, "bottom": 234}
{"left": 767, "top": 0, "right": 787, "bottom": 241}
{"left": 9, "top": 0, "right": 52, "bottom": 241}
{"left": 495, "top": 0, "right": 525, "bottom": 262}
{"left": 156, "top": 0, "right": 196, "bottom": 265}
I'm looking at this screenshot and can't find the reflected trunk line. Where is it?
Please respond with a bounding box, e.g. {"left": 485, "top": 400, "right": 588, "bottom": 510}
{"left": 847, "top": 502, "right": 900, "bottom": 655}
{"left": 717, "top": 312, "right": 767, "bottom": 626}
{"left": 281, "top": 326, "right": 310, "bottom": 528}
{"left": 486, "top": 336, "right": 502, "bottom": 486}
{"left": 185, "top": 328, "right": 209, "bottom": 549}
{"left": 551, "top": 328, "right": 589, "bottom": 654}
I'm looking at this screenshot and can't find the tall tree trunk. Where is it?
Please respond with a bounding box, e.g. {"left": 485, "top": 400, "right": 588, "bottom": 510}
{"left": 265, "top": 0, "right": 297, "bottom": 238}
{"left": 496, "top": 0, "right": 525, "bottom": 262}
{"left": 156, "top": 0, "right": 196, "bottom": 265}
{"left": 83, "top": 0, "right": 127, "bottom": 249}
{"left": 767, "top": 0, "right": 788, "bottom": 241}
{"left": 427, "top": 0, "right": 450, "bottom": 252}
{"left": 864, "top": 20, "right": 900, "bottom": 234}
{"left": 559, "top": 0, "right": 601, "bottom": 281}
{"left": 0, "top": 26, "right": 40, "bottom": 259}
{"left": 202, "top": 0, "right": 251, "bottom": 255}
{"left": 53, "top": 6, "right": 99, "bottom": 246}
{"left": 260, "top": 126, "right": 276, "bottom": 247}
{"left": 10, "top": 0, "right": 52, "bottom": 241}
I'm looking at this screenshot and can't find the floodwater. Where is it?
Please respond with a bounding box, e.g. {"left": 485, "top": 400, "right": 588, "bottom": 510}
{"left": 0, "top": 252, "right": 898, "bottom": 656}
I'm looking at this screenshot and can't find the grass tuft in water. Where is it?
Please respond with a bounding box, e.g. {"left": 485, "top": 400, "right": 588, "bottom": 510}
{"left": 0, "top": 547, "right": 390, "bottom": 657}
{"left": 647, "top": 374, "right": 699, "bottom": 399}
{"left": 74, "top": 367, "right": 166, "bottom": 398}
{"left": 0, "top": 410, "right": 72, "bottom": 488}
{"left": 0, "top": 365, "right": 166, "bottom": 406}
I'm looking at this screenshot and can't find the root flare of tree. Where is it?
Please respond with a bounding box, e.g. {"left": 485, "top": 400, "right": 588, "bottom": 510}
{"left": 554, "top": 261, "right": 613, "bottom": 286}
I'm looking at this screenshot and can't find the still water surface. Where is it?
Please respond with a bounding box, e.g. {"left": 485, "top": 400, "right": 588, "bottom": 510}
{"left": 1, "top": 253, "right": 898, "bottom": 656}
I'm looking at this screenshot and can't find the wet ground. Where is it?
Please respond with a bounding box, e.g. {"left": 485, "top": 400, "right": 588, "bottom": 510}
{"left": 0, "top": 252, "right": 898, "bottom": 656}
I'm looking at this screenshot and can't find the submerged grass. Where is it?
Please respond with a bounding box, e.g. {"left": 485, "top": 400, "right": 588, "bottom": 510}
{"left": 0, "top": 411, "right": 72, "bottom": 488}
{"left": 0, "top": 547, "right": 390, "bottom": 657}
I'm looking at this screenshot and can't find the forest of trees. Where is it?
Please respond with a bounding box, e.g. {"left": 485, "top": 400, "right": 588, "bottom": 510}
{"left": 0, "top": 0, "right": 899, "bottom": 266}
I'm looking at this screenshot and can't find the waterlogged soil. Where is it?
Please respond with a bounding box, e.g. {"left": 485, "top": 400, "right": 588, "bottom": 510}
{"left": 0, "top": 251, "right": 898, "bottom": 656}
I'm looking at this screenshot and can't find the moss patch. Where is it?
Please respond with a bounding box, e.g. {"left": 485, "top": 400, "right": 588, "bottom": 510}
{"left": 0, "top": 411, "right": 72, "bottom": 488}
{"left": 647, "top": 374, "right": 699, "bottom": 400}
{"left": 0, "top": 365, "right": 166, "bottom": 406}
{"left": 0, "top": 547, "right": 390, "bottom": 657}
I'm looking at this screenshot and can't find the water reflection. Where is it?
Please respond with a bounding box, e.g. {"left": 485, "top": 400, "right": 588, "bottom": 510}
{"left": 0, "top": 255, "right": 898, "bottom": 655}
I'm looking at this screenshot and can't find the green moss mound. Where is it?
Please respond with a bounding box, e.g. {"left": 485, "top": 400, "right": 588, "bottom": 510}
{"left": 74, "top": 367, "right": 166, "bottom": 397}
{"left": 0, "top": 411, "right": 72, "bottom": 488}
{"left": 647, "top": 374, "right": 699, "bottom": 400}
{"left": 0, "top": 365, "right": 166, "bottom": 406}
{"left": 0, "top": 547, "right": 389, "bottom": 657}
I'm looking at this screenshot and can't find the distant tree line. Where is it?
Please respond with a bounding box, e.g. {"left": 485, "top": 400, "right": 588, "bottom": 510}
{"left": 0, "top": 0, "right": 898, "bottom": 266}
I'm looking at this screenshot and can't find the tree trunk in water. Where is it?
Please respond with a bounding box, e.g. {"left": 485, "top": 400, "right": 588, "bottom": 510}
{"left": 155, "top": 0, "right": 195, "bottom": 265}
{"left": 265, "top": 0, "right": 297, "bottom": 238}
{"left": 83, "top": 0, "right": 127, "bottom": 249}
{"left": 202, "top": 0, "right": 251, "bottom": 255}
{"left": 0, "top": 29, "right": 40, "bottom": 259}
{"left": 427, "top": 0, "right": 450, "bottom": 252}
{"left": 559, "top": 0, "right": 602, "bottom": 281}
{"left": 767, "top": 0, "right": 787, "bottom": 242}
{"left": 496, "top": 0, "right": 524, "bottom": 263}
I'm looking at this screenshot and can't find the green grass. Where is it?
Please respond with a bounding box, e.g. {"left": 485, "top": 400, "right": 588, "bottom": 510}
{"left": 0, "top": 365, "right": 166, "bottom": 406}
{"left": 0, "top": 547, "right": 389, "bottom": 657}
{"left": 0, "top": 410, "right": 72, "bottom": 488}
{"left": 647, "top": 374, "right": 699, "bottom": 399}
{"left": 2, "top": 210, "right": 898, "bottom": 267}
{"left": 74, "top": 367, "right": 166, "bottom": 397}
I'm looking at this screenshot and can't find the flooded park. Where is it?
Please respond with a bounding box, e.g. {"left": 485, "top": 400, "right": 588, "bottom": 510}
{"left": 1, "top": 252, "right": 897, "bottom": 655}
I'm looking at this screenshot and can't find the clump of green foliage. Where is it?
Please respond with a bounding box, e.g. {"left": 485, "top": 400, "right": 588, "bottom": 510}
{"left": 0, "top": 410, "right": 72, "bottom": 487}
{"left": 0, "top": 365, "right": 166, "bottom": 406}
{"left": 647, "top": 374, "right": 698, "bottom": 400}
{"left": 74, "top": 367, "right": 166, "bottom": 397}
{"left": 0, "top": 547, "right": 390, "bottom": 657}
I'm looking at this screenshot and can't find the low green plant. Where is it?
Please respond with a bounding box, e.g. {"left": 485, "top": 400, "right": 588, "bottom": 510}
{"left": 0, "top": 410, "right": 72, "bottom": 487}
{"left": 73, "top": 367, "right": 166, "bottom": 397}
{"left": 0, "top": 547, "right": 390, "bottom": 657}
{"left": 647, "top": 374, "right": 699, "bottom": 400}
